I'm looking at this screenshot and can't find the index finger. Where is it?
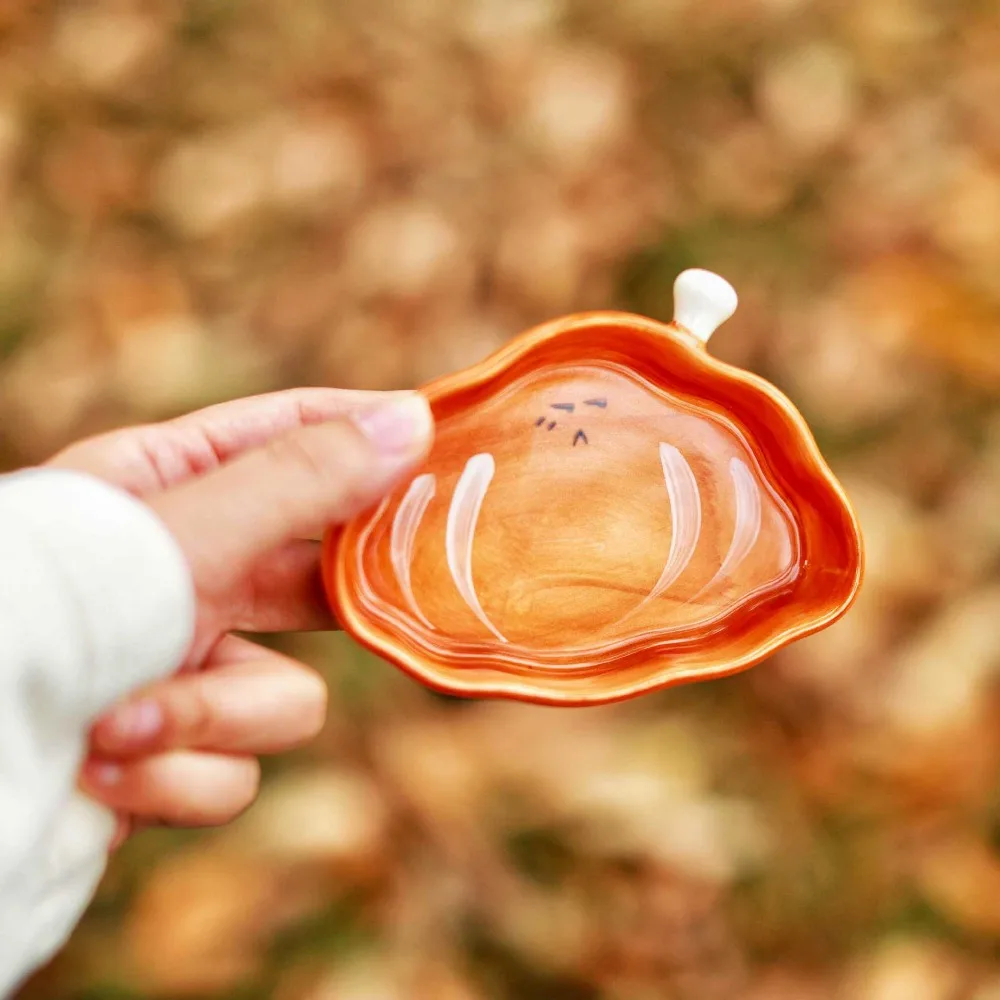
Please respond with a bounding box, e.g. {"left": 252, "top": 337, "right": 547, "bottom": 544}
{"left": 48, "top": 387, "right": 414, "bottom": 496}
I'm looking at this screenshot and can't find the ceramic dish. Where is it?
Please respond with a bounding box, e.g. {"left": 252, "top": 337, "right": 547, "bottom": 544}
{"left": 322, "top": 269, "right": 864, "bottom": 705}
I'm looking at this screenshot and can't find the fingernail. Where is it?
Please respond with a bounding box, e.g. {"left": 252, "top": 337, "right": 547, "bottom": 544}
{"left": 353, "top": 394, "right": 433, "bottom": 455}
{"left": 100, "top": 700, "right": 163, "bottom": 750}
{"left": 85, "top": 761, "right": 123, "bottom": 787}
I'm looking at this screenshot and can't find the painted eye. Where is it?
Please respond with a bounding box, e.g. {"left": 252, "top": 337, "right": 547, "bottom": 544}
{"left": 322, "top": 269, "right": 863, "bottom": 706}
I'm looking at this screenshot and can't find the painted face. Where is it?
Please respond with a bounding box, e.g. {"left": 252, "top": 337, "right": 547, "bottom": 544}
{"left": 324, "top": 270, "right": 863, "bottom": 704}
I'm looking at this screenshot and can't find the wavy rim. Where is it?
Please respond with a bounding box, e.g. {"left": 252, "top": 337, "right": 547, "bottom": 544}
{"left": 324, "top": 310, "right": 865, "bottom": 706}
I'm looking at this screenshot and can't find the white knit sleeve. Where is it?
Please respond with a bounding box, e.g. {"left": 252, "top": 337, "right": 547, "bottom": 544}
{"left": 0, "top": 468, "right": 195, "bottom": 997}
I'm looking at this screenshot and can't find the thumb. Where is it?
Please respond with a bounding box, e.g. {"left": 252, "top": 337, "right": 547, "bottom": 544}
{"left": 148, "top": 393, "right": 433, "bottom": 582}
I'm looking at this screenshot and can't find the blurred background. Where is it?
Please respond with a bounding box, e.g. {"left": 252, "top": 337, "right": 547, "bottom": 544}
{"left": 5, "top": 0, "right": 1000, "bottom": 997}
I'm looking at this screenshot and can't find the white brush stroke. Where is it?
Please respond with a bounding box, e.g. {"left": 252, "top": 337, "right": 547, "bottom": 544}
{"left": 697, "top": 457, "right": 762, "bottom": 596}
{"left": 446, "top": 453, "right": 508, "bottom": 643}
{"left": 390, "top": 473, "right": 437, "bottom": 629}
{"left": 619, "top": 443, "right": 702, "bottom": 623}
{"left": 644, "top": 443, "right": 702, "bottom": 602}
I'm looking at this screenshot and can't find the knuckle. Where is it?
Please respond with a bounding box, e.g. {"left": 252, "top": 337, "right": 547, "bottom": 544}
{"left": 265, "top": 422, "right": 384, "bottom": 520}
{"left": 267, "top": 430, "right": 331, "bottom": 481}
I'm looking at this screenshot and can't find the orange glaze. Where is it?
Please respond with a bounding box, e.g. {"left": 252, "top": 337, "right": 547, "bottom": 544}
{"left": 322, "top": 272, "right": 863, "bottom": 705}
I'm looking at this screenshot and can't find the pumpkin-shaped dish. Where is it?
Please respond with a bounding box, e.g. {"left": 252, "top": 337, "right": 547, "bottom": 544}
{"left": 322, "top": 269, "right": 863, "bottom": 705}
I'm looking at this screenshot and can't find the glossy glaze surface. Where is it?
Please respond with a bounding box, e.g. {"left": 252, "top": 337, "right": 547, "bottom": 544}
{"left": 323, "top": 271, "right": 863, "bottom": 704}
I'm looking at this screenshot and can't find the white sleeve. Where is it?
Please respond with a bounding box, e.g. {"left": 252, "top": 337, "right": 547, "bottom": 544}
{"left": 0, "top": 468, "right": 195, "bottom": 997}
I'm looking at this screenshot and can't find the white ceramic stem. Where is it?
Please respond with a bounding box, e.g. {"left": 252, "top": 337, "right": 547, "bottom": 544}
{"left": 673, "top": 269, "right": 738, "bottom": 344}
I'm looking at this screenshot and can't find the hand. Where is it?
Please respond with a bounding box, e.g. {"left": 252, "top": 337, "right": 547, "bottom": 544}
{"left": 47, "top": 388, "right": 433, "bottom": 837}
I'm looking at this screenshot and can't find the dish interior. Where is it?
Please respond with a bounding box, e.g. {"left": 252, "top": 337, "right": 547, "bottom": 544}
{"left": 348, "top": 361, "right": 803, "bottom": 660}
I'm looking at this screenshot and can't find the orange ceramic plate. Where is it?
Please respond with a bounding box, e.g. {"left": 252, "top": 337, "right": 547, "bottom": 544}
{"left": 322, "top": 270, "right": 863, "bottom": 705}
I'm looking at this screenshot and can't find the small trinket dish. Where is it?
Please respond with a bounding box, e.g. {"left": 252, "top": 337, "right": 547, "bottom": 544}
{"left": 322, "top": 269, "right": 863, "bottom": 705}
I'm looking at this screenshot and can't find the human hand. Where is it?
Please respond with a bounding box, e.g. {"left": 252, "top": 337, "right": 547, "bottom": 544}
{"left": 46, "top": 388, "right": 433, "bottom": 838}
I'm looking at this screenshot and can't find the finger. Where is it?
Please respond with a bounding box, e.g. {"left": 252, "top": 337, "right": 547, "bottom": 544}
{"left": 90, "top": 649, "right": 327, "bottom": 757}
{"left": 150, "top": 393, "right": 432, "bottom": 583}
{"left": 47, "top": 387, "right": 415, "bottom": 496}
{"left": 80, "top": 751, "right": 260, "bottom": 827}
{"left": 236, "top": 538, "right": 337, "bottom": 632}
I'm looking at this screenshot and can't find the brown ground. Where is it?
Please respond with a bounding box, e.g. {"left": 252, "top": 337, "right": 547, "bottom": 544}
{"left": 5, "top": 0, "right": 1000, "bottom": 997}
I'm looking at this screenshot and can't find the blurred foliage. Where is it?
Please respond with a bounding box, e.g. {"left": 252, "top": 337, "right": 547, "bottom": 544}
{"left": 5, "top": 0, "right": 1000, "bottom": 996}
